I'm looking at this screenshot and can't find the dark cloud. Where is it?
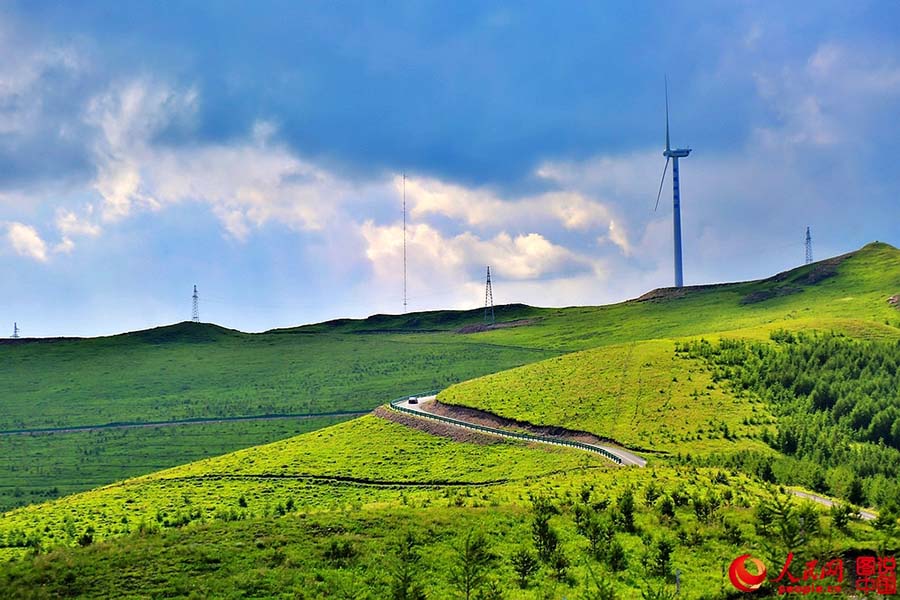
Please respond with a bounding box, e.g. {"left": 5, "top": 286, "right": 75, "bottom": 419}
{"left": 7, "top": 1, "right": 898, "bottom": 189}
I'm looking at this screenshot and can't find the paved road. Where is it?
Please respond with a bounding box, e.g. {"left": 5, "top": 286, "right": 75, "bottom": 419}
{"left": 0, "top": 410, "right": 368, "bottom": 437}
{"left": 392, "top": 395, "right": 647, "bottom": 467}
{"left": 791, "top": 490, "right": 877, "bottom": 521}
{"left": 391, "top": 395, "right": 877, "bottom": 520}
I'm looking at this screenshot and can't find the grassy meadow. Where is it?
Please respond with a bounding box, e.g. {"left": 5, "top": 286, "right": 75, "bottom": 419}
{"left": 1, "top": 242, "right": 896, "bottom": 511}
{"left": 0, "top": 242, "right": 899, "bottom": 597}
{"left": 0, "top": 414, "right": 607, "bottom": 558}
{"left": 454, "top": 241, "right": 900, "bottom": 353}
{"left": 0, "top": 312, "right": 557, "bottom": 511}
{"left": 0, "top": 458, "right": 889, "bottom": 599}
{"left": 438, "top": 339, "right": 776, "bottom": 457}
{"left": 0, "top": 415, "right": 353, "bottom": 511}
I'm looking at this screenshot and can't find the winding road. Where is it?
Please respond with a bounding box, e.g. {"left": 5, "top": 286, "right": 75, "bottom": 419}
{"left": 389, "top": 395, "right": 877, "bottom": 521}
{"left": 391, "top": 395, "right": 647, "bottom": 467}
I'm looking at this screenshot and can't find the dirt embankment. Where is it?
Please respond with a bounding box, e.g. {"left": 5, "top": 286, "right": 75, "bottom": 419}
{"left": 456, "top": 319, "right": 537, "bottom": 334}
{"left": 636, "top": 252, "right": 850, "bottom": 304}
{"left": 418, "top": 400, "right": 653, "bottom": 453}
{"left": 373, "top": 406, "right": 501, "bottom": 445}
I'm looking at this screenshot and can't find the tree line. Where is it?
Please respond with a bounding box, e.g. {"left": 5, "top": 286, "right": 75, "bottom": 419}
{"left": 676, "top": 331, "right": 900, "bottom": 510}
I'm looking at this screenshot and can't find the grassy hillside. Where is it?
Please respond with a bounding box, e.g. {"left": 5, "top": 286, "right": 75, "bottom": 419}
{"left": 0, "top": 316, "right": 556, "bottom": 511}
{"left": 458, "top": 241, "right": 900, "bottom": 352}
{"left": 0, "top": 415, "right": 353, "bottom": 510}
{"left": 4, "top": 410, "right": 886, "bottom": 599}
{"left": 4, "top": 242, "right": 896, "bottom": 430}
{"left": 435, "top": 244, "right": 900, "bottom": 511}
{"left": 0, "top": 433, "right": 889, "bottom": 598}
{"left": 1, "top": 242, "right": 896, "bottom": 511}
{"left": 438, "top": 339, "right": 776, "bottom": 457}
{"left": 0, "top": 415, "right": 606, "bottom": 557}
{"left": 0, "top": 320, "right": 555, "bottom": 431}
{"left": 1, "top": 242, "right": 899, "bottom": 597}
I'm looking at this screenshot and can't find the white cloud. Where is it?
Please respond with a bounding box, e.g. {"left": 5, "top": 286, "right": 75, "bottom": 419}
{"left": 354, "top": 216, "right": 678, "bottom": 314}
{"left": 85, "top": 79, "right": 353, "bottom": 238}
{"left": 56, "top": 208, "right": 100, "bottom": 238}
{"left": 87, "top": 79, "right": 195, "bottom": 221}
{"left": 603, "top": 220, "right": 632, "bottom": 256}
{"left": 54, "top": 237, "right": 75, "bottom": 254}
{"left": 51, "top": 208, "right": 100, "bottom": 254}
{"left": 808, "top": 43, "right": 900, "bottom": 93}
{"left": 6, "top": 222, "right": 48, "bottom": 262}
{"left": 401, "top": 175, "right": 623, "bottom": 237}
{"left": 148, "top": 139, "right": 344, "bottom": 239}
{"left": 361, "top": 220, "right": 597, "bottom": 284}
{"left": 80, "top": 79, "right": 636, "bottom": 264}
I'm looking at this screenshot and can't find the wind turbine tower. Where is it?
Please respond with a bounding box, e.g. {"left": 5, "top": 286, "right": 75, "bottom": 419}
{"left": 655, "top": 79, "right": 692, "bottom": 288}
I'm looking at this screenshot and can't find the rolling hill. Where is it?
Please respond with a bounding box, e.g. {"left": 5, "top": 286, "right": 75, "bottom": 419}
{"left": 4, "top": 242, "right": 895, "bottom": 513}
{"left": 1, "top": 241, "right": 899, "bottom": 598}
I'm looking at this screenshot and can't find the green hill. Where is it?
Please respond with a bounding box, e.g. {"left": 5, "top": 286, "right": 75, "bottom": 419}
{"left": 5, "top": 242, "right": 895, "bottom": 513}
{"left": 0, "top": 313, "right": 556, "bottom": 511}
{"left": 438, "top": 339, "right": 777, "bottom": 457}
{"left": 1, "top": 242, "right": 899, "bottom": 598}
{"left": 435, "top": 243, "right": 900, "bottom": 509}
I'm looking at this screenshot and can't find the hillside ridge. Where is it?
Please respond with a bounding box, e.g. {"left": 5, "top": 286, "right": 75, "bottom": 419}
{"left": 6, "top": 241, "right": 896, "bottom": 342}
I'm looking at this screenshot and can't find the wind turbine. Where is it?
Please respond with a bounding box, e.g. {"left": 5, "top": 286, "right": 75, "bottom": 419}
{"left": 654, "top": 79, "right": 691, "bottom": 288}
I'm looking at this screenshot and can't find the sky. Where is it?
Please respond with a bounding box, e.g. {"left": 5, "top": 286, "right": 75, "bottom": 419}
{"left": 2, "top": 1, "right": 899, "bottom": 337}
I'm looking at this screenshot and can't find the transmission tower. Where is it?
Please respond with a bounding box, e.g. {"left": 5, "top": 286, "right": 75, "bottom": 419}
{"left": 192, "top": 285, "right": 200, "bottom": 323}
{"left": 11, "top": 322, "right": 19, "bottom": 339}
{"left": 484, "top": 266, "right": 494, "bottom": 324}
{"left": 805, "top": 227, "right": 813, "bottom": 265}
{"left": 402, "top": 173, "right": 407, "bottom": 313}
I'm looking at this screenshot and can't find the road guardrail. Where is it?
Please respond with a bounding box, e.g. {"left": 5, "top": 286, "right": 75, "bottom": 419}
{"left": 388, "top": 392, "right": 624, "bottom": 466}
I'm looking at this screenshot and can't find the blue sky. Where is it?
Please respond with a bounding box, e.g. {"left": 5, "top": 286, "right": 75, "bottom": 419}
{"left": 2, "top": 1, "right": 899, "bottom": 336}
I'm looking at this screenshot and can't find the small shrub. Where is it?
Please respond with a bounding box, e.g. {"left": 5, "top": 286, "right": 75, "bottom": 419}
{"left": 510, "top": 548, "right": 539, "bottom": 589}
{"left": 324, "top": 539, "right": 358, "bottom": 567}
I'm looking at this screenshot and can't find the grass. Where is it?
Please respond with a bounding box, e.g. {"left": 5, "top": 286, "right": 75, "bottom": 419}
{"left": 1, "top": 241, "right": 899, "bottom": 596}
{"left": 438, "top": 339, "right": 776, "bottom": 457}
{"left": 1, "top": 242, "right": 897, "bottom": 509}
{"left": 6, "top": 242, "right": 894, "bottom": 430}
{"left": 0, "top": 415, "right": 353, "bottom": 512}
{"left": 0, "top": 324, "right": 557, "bottom": 431}
{"left": 433, "top": 243, "right": 900, "bottom": 461}
{"left": 456, "top": 241, "right": 900, "bottom": 352}
{"left": 0, "top": 415, "right": 606, "bottom": 551}
{"left": 159, "top": 415, "right": 605, "bottom": 483}
{"left": 0, "top": 464, "right": 889, "bottom": 599}
{"left": 0, "top": 321, "right": 557, "bottom": 510}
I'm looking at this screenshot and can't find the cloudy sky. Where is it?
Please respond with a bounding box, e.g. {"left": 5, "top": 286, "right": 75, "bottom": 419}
{"left": 2, "top": 2, "right": 899, "bottom": 337}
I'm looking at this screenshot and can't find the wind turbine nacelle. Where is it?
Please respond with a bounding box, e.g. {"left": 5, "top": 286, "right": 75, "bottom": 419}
{"left": 664, "top": 148, "right": 691, "bottom": 158}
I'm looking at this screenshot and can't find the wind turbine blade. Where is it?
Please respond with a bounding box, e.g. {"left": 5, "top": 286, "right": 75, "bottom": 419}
{"left": 665, "top": 76, "right": 670, "bottom": 152}
{"left": 654, "top": 157, "right": 670, "bottom": 211}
